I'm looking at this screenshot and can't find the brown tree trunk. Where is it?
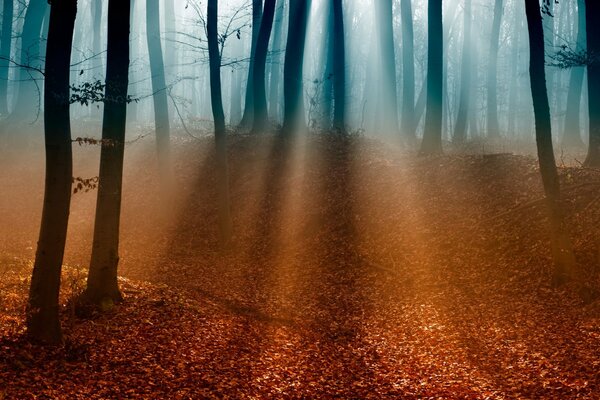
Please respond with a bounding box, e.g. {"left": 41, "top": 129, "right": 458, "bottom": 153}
{"left": 27, "top": 0, "right": 77, "bottom": 345}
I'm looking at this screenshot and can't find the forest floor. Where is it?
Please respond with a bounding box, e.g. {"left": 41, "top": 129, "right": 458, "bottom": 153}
{"left": 1, "top": 130, "right": 600, "bottom": 399}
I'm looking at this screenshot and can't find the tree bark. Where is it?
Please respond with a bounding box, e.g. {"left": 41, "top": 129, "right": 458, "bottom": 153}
{"left": 524, "top": 0, "right": 576, "bottom": 283}
{"left": 584, "top": 0, "right": 600, "bottom": 166}
{"left": 420, "top": 0, "right": 443, "bottom": 155}
{"left": 239, "top": 0, "right": 263, "bottom": 129}
{"left": 453, "top": 0, "right": 472, "bottom": 143}
{"left": 332, "top": 0, "right": 345, "bottom": 131}
{"left": 282, "top": 0, "right": 310, "bottom": 135}
{"left": 268, "top": 0, "right": 285, "bottom": 123}
{"left": 251, "top": 0, "right": 277, "bottom": 133}
{"left": 85, "top": 0, "right": 130, "bottom": 307}
{"left": 208, "top": 0, "right": 233, "bottom": 246}
{"left": 27, "top": 0, "right": 77, "bottom": 345}
{"left": 146, "top": 0, "right": 170, "bottom": 169}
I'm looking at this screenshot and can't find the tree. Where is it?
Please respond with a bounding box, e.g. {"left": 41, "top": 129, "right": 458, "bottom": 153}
{"left": 524, "top": 0, "right": 576, "bottom": 283}
{"left": 486, "top": 0, "right": 504, "bottom": 138}
{"left": 453, "top": 0, "right": 473, "bottom": 143}
{"left": 11, "top": 0, "right": 47, "bottom": 122}
{"left": 584, "top": 0, "right": 600, "bottom": 166}
{"left": 374, "top": 0, "right": 399, "bottom": 136}
{"left": 282, "top": 0, "right": 310, "bottom": 134}
{"left": 251, "top": 0, "right": 277, "bottom": 133}
{"left": 207, "top": 0, "right": 233, "bottom": 246}
{"left": 268, "top": 0, "right": 285, "bottom": 122}
{"left": 239, "top": 0, "right": 263, "bottom": 129}
{"left": 0, "top": 0, "right": 13, "bottom": 115}
{"left": 84, "top": 0, "right": 131, "bottom": 307}
{"left": 27, "top": 0, "right": 77, "bottom": 344}
{"left": 331, "top": 0, "right": 346, "bottom": 131}
{"left": 146, "top": 0, "right": 170, "bottom": 169}
{"left": 562, "top": 0, "right": 586, "bottom": 147}
{"left": 420, "top": 0, "right": 443, "bottom": 155}
{"left": 400, "top": 0, "right": 415, "bottom": 139}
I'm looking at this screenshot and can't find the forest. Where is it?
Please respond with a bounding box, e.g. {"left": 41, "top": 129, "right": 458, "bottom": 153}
{"left": 0, "top": 0, "right": 599, "bottom": 397}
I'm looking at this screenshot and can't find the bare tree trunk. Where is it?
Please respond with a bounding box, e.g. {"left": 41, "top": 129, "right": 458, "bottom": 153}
{"left": 268, "top": 0, "right": 285, "bottom": 123}
{"left": 420, "top": 0, "right": 443, "bottom": 155}
{"left": 400, "top": 0, "right": 415, "bottom": 140}
{"left": 85, "top": 0, "right": 131, "bottom": 307}
{"left": 251, "top": 0, "right": 277, "bottom": 133}
{"left": 584, "top": 0, "right": 600, "bottom": 166}
{"left": 239, "top": 0, "right": 263, "bottom": 129}
{"left": 524, "top": 0, "right": 576, "bottom": 284}
{"left": 146, "top": 0, "right": 170, "bottom": 169}
{"left": 207, "top": 0, "right": 233, "bottom": 246}
{"left": 27, "top": 0, "right": 77, "bottom": 345}
{"left": 453, "top": 0, "right": 472, "bottom": 143}
{"left": 331, "top": 0, "right": 345, "bottom": 131}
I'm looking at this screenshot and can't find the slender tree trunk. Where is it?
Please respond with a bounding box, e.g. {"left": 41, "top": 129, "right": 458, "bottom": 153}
{"left": 11, "top": 0, "right": 47, "bottom": 122}
{"left": 27, "top": 0, "right": 77, "bottom": 345}
{"left": 0, "top": 0, "right": 13, "bottom": 114}
{"left": 332, "top": 0, "right": 345, "bottom": 131}
{"left": 453, "top": 0, "right": 472, "bottom": 143}
{"left": 487, "top": 0, "right": 504, "bottom": 138}
{"left": 374, "top": 0, "right": 399, "bottom": 135}
{"left": 507, "top": 2, "right": 521, "bottom": 137}
{"left": 239, "top": 0, "right": 263, "bottom": 129}
{"left": 562, "top": 0, "right": 586, "bottom": 147}
{"left": 251, "top": 0, "right": 277, "bottom": 133}
{"left": 207, "top": 0, "right": 233, "bottom": 246}
{"left": 584, "top": 0, "right": 600, "bottom": 166}
{"left": 146, "top": 0, "right": 170, "bottom": 169}
{"left": 420, "top": 0, "right": 443, "bottom": 154}
{"left": 400, "top": 0, "right": 415, "bottom": 139}
{"left": 84, "top": 0, "right": 130, "bottom": 307}
{"left": 282, "top": 0, "right": 310, "bottom": 134}
{"left": 524, "top": 0, "right": 576, "bottom": 283}
{"left": 268, "top": 0, "right": 285, "bottom": 123}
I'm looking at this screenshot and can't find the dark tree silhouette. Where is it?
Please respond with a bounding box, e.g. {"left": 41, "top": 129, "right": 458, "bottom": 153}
{"left": 0, "top": 0, "right": 13, "bottom": 115}
{"left": 584, "top": 0, "right": 600, "bottom": 167}
{"left": 27, "top": 0, "right": 77, "bottom": 344}
{"left": 331, "top": 0, "right": 346, "bottom": 131}
{"left": 420, "top": 0, "right": 443, "bottom": 155}
{"left": 282, "top": 0, "right": 310, "bottom": 135}
{"left": 251, "top": 0, "right": 277, "bottom": 134}
{"left": 146, "top": 0, "right": 170, "bottom": 169}
{"left": 239, "top": 0, "right": 263, "bottom": 129}
{"left": 208, "top": 0, "right": 233, "bottom": 246}
{"left": 524, "top": 0, "right": 576, "bottom": 283}
{"left": 84, "top": 0, "right": 131, "bottom": 307}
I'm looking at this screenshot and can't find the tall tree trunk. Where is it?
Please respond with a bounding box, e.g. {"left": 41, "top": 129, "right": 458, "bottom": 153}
{"left": 11, "top": 0, "right": 47, "bottom": 122}
{"left": 562, "top": 0, "right": 586, "bottom": 147}
{"left": 268, "top": 0, "right": 285, "bottom": 123}
{"left": 331, "top": 0, "right": 345, "bottom": 131}
{"left": 84, "top": 0, "right": 130, "bottom": 307}
{"left": 207, "top": 0, "right": 233, "bottom": 246}
{"left": 282, "top": 0, "right": 310, "bottom": 135}
{"left": 524, "top": 0, "right": 576, "bottom": 283}
{"left": 0, "top": 0, "right": 13, "bottom": 115}
{"left": 251, "top": 0, "right": 277, "bottom": 133}
{"left": 486, "top": 0, "right": 504, "bottom": 138}
{"left": 452, "top": 0, "right": 472, "bottom": 143}
{"left": 584, "top": 0, "right": 600, "bottom": 166}
{"left": 92, "top": 0, "right": 102, "bottom": 71}
{"left": 507, "top": 1, "right": 521, "bottom": 137}
{"left": 420, "top": 0, "right": 443, "bottom": 154}
{"left": 374, "top": 0, "right": 399, "bottom": 136}
{"left": 27, "top": 0, "right": 77, "bottom": 345}
{"left": 239, "top": 0, "right": 263, "bottom": 129}
{"left": 146, "top": 0, "right": 170, "bottom": 169}
{"left": 400, "top": 0, "right": 415, "bottom": 139}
